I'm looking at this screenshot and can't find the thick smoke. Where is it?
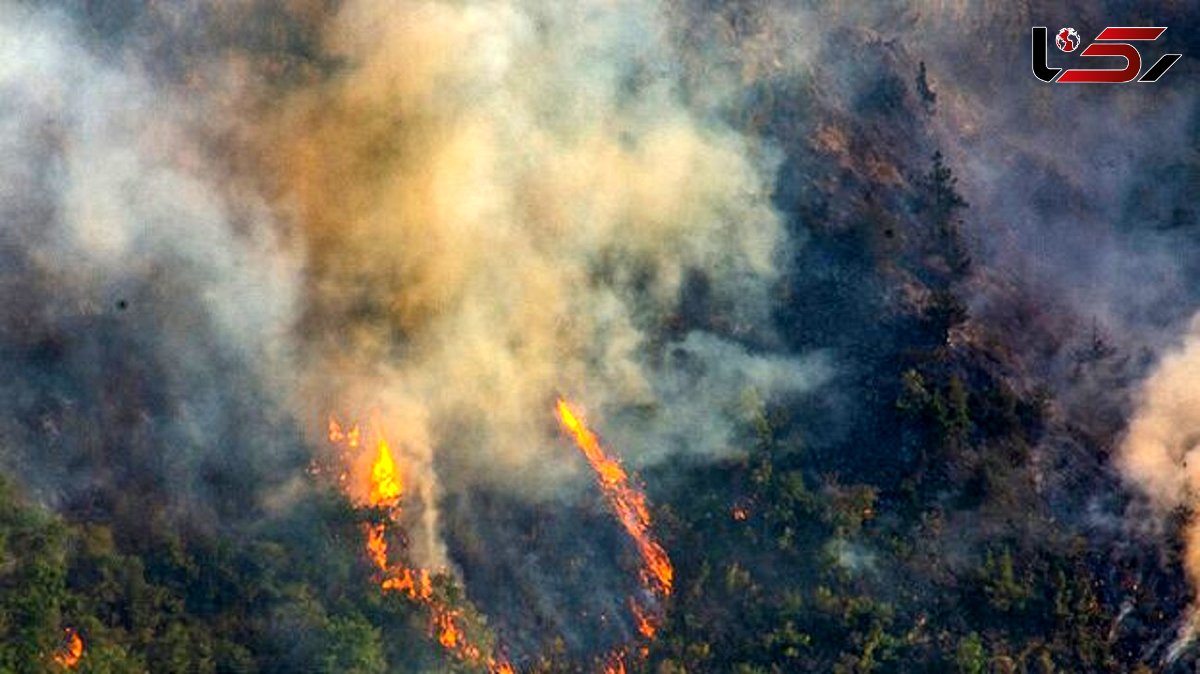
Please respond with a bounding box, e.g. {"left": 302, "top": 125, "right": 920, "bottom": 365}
{"left": 0, "top": 6, "right": 304, "bottom": 521}
{"left": 259, "top": 0, "right": 827, "bottom": 564}
{"left": 4, "top": 0, "right": 1199, "bottom": 667}
{"left": 0, "top": 0, "right": 828, "bottom": 559}
{"left": 1120, "top": 314, "right": 1200, "bottom": 627}
{"left": 0, "top": 5, "right": 830, "bottom": 655}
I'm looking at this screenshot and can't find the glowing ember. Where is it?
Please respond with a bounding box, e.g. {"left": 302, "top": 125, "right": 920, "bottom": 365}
{"left": 365, "top": 523, "right": 390, "bottom": 571}
{"left": 327, "top": 418, "right": 361, "bottom": 448}
{"left": 603, "top": 649, "right": 628, "bottom": 674}
{"left": 555, "top": 398, "right": 673, "bottom": 670}
{"left": 328, "top": 417, "right": 345, "bottom": 443}
{"left": 630, "top": 600, "right": 656, "bottom": 639}
{"left": 437, "top": 611, "right": 461, "bottom": 648}
{"left": 53, "top": 628, "right": 83, "bottom": 669}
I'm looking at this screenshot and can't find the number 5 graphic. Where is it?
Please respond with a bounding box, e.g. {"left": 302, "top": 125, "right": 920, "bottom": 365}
{"left": 1032, "top": 27, "right": 1181, "bottom": 83}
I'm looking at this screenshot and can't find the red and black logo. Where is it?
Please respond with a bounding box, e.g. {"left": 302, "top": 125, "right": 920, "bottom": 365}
{"left": 1056, "top": 28, "right": 1081, "bottom": 52}
{"left": 1032, "top": 26, "right": 1182, "bottom": 83}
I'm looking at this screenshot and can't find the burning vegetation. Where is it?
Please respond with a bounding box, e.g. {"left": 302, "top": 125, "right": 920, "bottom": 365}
{"left": 328, "top": 418, "right": 513, "bottom": 672}
{"left": 323, "top": 401, "right": 675, "bottom": 672}
{"left": 0, "top": 1, "right": 1198, "bottom": 673}
{"left": 52, "top": 628, "right": 83, "bottom": 669}
{"left": 555, "top": 399, "right": 673, "bottom": 646}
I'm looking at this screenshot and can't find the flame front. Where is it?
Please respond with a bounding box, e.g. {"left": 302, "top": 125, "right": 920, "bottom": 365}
{"left": 53, "top": 628, "right": 83, "bottom": 669}
{"left": 555, "top": 400, "right": 674, "bottom": 598}
{"left": 328, "top": 404, "right": 672, "bottom": 674}
{"left": 555, "top": 399, "right": 674, "bottom": 667}
{"left": 329, "top": 417, "right": 511, "bottom": 673}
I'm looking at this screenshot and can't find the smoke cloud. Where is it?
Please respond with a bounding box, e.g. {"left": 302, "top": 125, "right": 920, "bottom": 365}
{"left": 0, "top": 0, "right": 830, "bottom": 556}
{"left": 0, "top": 4, "right": 833, "bottom": 654}
{"left": 258, "top": 0, "right": 828, "bottom": 564}
{"left": 3, "top": 0, "right": 1198, "bottom": 667}
{"left": 0, "top": 5, "right": 304, "bottom": 521}
{"left": 1120, "top": 313, "right": 1200, "bottom": 614}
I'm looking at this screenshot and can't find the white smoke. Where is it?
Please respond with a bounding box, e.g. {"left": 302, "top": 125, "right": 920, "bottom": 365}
{"left": 251, "top": 0, "right": 830, "bottom": 565}
{"left": 0, "top": 6, "right": 303, "bottom": 510}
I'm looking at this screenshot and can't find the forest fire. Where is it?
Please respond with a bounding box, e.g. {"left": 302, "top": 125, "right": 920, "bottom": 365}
{"left": 555, "top": 399, "right": 674, "bottom": 663}
{"left": 327, "top": 417, "right": 511, "bottom": 673}
{"left": 53, "top": 628, "right": 83, "bottom": 669}
{"left": 0, "top": 0, "right": 1191, "bottom": 670}
{"left": 322, "top": 403, "right": 673, "bottom": 672}
{"left": 555, "top": 400, "right": 674, "bottom": 598}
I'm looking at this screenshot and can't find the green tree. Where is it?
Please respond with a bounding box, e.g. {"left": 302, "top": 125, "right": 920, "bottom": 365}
{"left": 321, "top": 614, "right": 387, "bottom": 674}
{"left": 0, "top": 477, "right": 68, "bottom": 673}
{"left": 983, "top": 548, "right": 1030, "bottom": 613}
{"left": 954, "top": 632, "right": 986, "bottom": 674}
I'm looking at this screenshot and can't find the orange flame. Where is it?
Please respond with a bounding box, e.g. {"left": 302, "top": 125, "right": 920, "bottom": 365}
{"left": 630, "top": 600, "right": 657, "bottom": 639}
{"left": 53, "top": 628, "right": 83, "bottom": 669}
{"left": 368, "top": 435, "right": 402, "bottom": 505}
{"left": 365, "top": 523, "right": 390, "bottom": 571}
{"left": 602, "top": 649, "right": 628, "bottom": 674}
{"left": 555, "top": 400, "right": 673, "bottom": 597}
{"left": 328, "top": 417, "right": 511, "bottom": 674}
{"left": 555, "top": 398, "right": 673, "bottom": 671}
{"left": 330, "top": 404, "right": 671, "bottom": 674}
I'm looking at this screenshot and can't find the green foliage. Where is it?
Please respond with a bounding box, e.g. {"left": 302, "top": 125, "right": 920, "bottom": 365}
{"left": 320, "top": 614, "right": 387, "bottom": 674}
{"left": 0, "top": 475, "right": 482, "bottom": 673}
{"left": 954, "top": 632, "right": 986, "bottom": 674}
{"left": 0, "top": 296, "right": 1147, "bottom": 674}
{"left": 0, "top": 370, "right": 1145, "bottom": 674}
{"left": 823, "top": 484, "right": 877, "bottom": 538}
{"left": 76, "top": 641, "right": 145, "bottom": 674}
{"left": 897, "top": 368, "right": 972, "bottom": 458}
{"left": 0, "top": 477, "right": 67, "bottom": 673}
{"left": 897, "top": 369, "right": 932, "bottom": 415}
{"left": 982, "top": 548, "right": 1031, "bottom": 613}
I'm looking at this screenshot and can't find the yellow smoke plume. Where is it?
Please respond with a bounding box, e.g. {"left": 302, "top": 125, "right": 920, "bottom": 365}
{"left": 1120, "top": 313, "right": 1200, "bottom": 639}
{"left": 257, "top": 0, "right": 800, "bottom": 566}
